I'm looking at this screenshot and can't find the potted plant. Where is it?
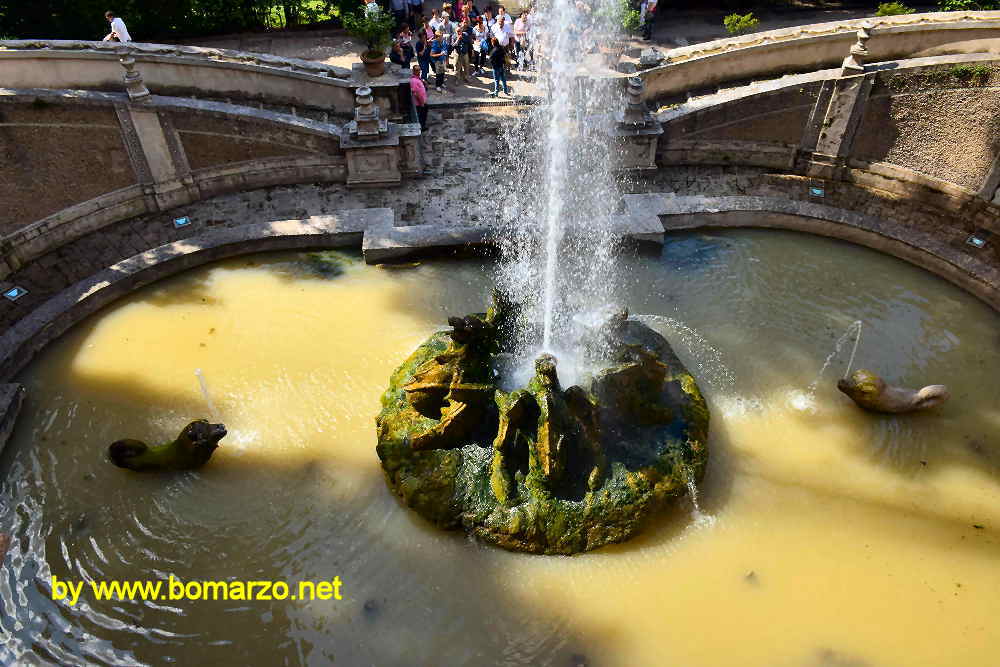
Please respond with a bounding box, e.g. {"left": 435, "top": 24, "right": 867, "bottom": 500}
{"left": 343, "top": 6, "right": 395, "bottom": 78}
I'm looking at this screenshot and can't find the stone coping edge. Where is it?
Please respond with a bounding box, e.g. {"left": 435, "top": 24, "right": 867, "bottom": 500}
{"left": 655, "top": 12, "right": 1000, "bottom": 68}
{"left": 0, "top": 39, "right": 355, "bottom": 82}
{"left": 0, "top": 383, "right": 25, "bottom": 457}
{"left": 0, "top": 88, "right": 344, "bottom": 138}
{"left": 360, "top": 214, "right": 664, "bottom": 264}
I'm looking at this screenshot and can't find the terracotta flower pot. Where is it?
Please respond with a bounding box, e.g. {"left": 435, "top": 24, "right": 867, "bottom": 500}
{"left": 361, "top": 50, "right": 386, "bottom": 77}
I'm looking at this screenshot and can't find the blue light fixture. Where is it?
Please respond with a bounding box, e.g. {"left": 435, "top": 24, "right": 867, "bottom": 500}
{"left": 3, "top": 286, "right": 27, "bottom": 301}
{"left": 966, "top": 229, "right": 990, "bottom": 249}
{"left": 174, "top": 216, "right": 192, "bottom": 228}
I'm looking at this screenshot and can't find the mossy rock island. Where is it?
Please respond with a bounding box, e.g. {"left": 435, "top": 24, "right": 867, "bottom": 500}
{"left": 376, "top": 292, "right": 710, "bottom": 555}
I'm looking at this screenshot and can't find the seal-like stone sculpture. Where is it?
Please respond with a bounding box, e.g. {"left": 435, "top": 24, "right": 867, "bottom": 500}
{"left": 837, "top": 369, "right": 950, "bottom": 414}
{"left": 109, "top": 420, "right": 227, "bottom": 471}
{"left": 375, "top": 291, "right": 710, "bottom": 555}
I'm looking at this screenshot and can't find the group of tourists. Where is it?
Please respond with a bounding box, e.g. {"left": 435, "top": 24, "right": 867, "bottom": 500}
{"left": 392, "top": 2, "right": 536, "bottom": 100}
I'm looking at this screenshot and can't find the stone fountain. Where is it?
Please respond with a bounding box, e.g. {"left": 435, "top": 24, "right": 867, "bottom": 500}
{"left": 376, "top": 291, "right": 709, "bottom": 555}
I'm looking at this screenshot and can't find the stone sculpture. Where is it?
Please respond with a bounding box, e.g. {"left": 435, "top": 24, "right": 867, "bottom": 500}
{"left": 108, "top": 420, "right": 227, "bottom": 471}
{"left": 837, "top": 369, "right": 949, "bottom": 414}
{"left": 376, "top": 292, "right": 710, "bottom": 555}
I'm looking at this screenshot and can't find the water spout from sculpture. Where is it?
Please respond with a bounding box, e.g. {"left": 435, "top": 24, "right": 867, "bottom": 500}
{"left": 789, "top": 320, "right": 862, "bottom": 412}
{"left": 683, "top": 462, "right": 714, "bottom": 526}
{"left": 194, "top": 368, "right": 221, "bottom": 422}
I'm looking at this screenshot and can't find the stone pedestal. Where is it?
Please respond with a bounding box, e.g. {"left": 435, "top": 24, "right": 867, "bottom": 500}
{"left": 119, "top": 47, "right": 150, "bottom": 102}
{"left": 342, "top": 140, "right": 402, "bottom": 187}
{"left": 341, "top": 86, "right": 421, "bottom": 187}
{"left": 609, "top": 77, "right": 664, "bottom": 170}
{"left": 841, "top": 23, "right": 872, "bottom": 76}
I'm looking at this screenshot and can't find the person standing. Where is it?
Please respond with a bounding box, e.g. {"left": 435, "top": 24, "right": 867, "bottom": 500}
{"left": 452, "top": 20, "right": 473, "bottom": 83}
{"left": 410, "top": 64, "right": 429, "bottom": 131}
{"left": 429, "top": 30, "right": 448, "bottom": 92}
{"left": 640, "top": 0, "right": 657, "bottom": 41}
{"left": 488, "top": 36, "right": 510, "bottom": 97}
{"left": 407, "top": 0, "right": 423, "bottom": 28}
{"left": 390, "top": 0, "right": 409, "bottom": 31}
{"left": 472, "top": 18, "right": 489, "bottom": 76}
{"left": 513, "top": 12, "right": 527, "bottom": 69}
{"left": 428, "top": 9, "right": 445, "bottom": 35}
{"left": 491, "top": 14, "right": 510, "bottom": 48}
{"left": 102, "top": 11, "right": 131, "bottom": 42}
{"left": 415, "top": 30, "right": 432, "bottom": 81}
{"left": 439, "top": 7, "right": 457, "bottom": 63}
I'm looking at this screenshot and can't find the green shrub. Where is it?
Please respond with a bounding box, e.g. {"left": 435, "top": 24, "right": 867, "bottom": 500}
{"left": 938, "top": 0, "right": 1000, "bottom": 10}
{"left": 723, "top": 12, "right": 760, "bottom": 35}
{"left": 621, "top": 0, "right": 642, "bottom": 35}
{"left": 876, "top": 2, "right": 915, "bottom": 15}
{"left": 950, "top": 63, "right": 991, "bottom": 84}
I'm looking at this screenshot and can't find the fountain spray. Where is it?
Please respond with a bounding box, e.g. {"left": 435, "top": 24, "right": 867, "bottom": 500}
{"left": 194, "top": 368, "right": 221, "bottom": 422}
{"left": 493, "top": 0, "right": 626, "bottom": 382}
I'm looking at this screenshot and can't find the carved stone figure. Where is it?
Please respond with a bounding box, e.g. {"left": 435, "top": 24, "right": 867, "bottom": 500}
{"left": 837, "top": 369, "right": 950, "bottom": 414}
{"left": 376, "top": 293, "right": 709, "bottom": 555}
{"left": 109, "top": 420, "right": 227, "bottom": 471}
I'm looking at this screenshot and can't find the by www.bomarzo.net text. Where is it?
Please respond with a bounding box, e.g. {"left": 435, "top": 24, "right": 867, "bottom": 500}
{"left": 51, "top": 575, "right": 344, "bottom": 606}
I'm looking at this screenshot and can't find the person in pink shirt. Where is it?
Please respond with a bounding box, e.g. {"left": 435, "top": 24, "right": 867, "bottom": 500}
{"left": 410, "top": 64, "right": 429, "bottom": 130}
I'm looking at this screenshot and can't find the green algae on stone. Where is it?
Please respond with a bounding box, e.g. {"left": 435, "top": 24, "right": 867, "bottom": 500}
{"left": 302, "top": 250, "right": 360, "bottom": 278}
{"left": 375, "top": 294, "right": 710, "bottom": 555}
{"left": 108, "top": 420, "right": 227, "bottom": 472}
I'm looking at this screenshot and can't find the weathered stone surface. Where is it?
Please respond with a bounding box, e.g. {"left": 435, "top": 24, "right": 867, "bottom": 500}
{"left": 109, "top": 420, "right": 228, "bottom": 471}
{"left": 0, "top": 384, "right": 26, "bottom": 456}
{"left": 376, "top": 295, "right": 709, "bottom": 555}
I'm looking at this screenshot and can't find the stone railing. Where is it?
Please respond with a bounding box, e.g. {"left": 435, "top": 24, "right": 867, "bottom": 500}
{"left": 640, "top": 11, "right": 1000, "bottom": 100}
{"left": 0, "top": 39, "right": 407, "bottom": 115}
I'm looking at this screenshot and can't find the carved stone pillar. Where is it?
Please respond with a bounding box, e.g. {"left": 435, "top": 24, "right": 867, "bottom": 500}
{"left": 119, "top": 46, "right": 151, "bottom": 102}
{"left": 840, "top": 23, "right": 872, "bottom": 77}
{"left": 608, "top": 76, "right": 664, "bottom": 170}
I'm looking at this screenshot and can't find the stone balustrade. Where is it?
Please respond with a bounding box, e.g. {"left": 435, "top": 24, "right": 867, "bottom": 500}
{"left": 640, "top": 11, "right": 1000, "bottom": 101}
{"left": 0, "top": 39, "right": 409, "bottom": 116}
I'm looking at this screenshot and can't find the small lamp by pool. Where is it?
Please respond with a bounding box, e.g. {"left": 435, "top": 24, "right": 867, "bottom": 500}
{"left": 3, "top": 286, "right": 27, "bottom": 301}
{"left": 966, "top": 231, "right": 989, "bottom": 249}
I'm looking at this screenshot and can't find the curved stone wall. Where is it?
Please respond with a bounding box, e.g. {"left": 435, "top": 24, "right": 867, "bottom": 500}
{"left": 0, "top": 40, "right": 406, "bottom": 117}
{"left": 647, "top": 53, "right": 1000, "bottom": 313}
{"left": 0, "top": 89, "right": 423, "bottom": 280}
{"left": 640, "top": 11, "right": 1000, "bottom": 101}
{"left": 3, "top": 43, "right": 1000, "bottom": 450}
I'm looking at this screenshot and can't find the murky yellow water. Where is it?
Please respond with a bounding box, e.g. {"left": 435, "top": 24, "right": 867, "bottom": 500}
{"left": 2, "top": 232, "right": 999, "bottom": 666}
